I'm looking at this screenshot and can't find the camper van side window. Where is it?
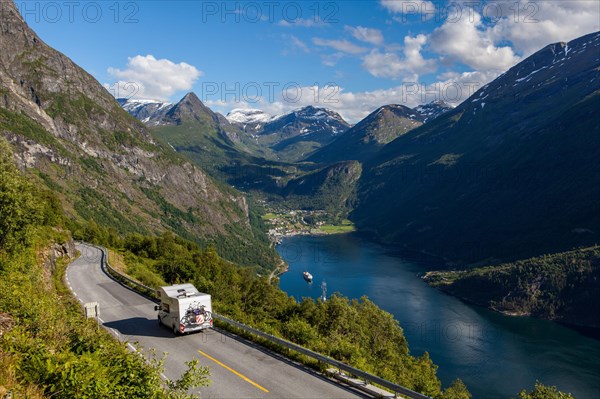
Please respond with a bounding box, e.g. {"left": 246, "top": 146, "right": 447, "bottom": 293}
{"left": 163, "top": 303, "right": 170, "bottom": 313}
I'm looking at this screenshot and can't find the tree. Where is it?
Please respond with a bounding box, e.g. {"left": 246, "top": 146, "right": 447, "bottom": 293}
{"left": 515, "top": 382, "right": 574, "bottom": 399}
{"left": 0, "top": 139, "right": 42, "bottom": 254}
{"left": 440, "top": 379, "right": 471, "bottom": 399}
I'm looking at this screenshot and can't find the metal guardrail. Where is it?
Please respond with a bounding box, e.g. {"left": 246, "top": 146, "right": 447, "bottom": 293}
{"left": 85, "top": 243, "right": 431, "bottom": 399}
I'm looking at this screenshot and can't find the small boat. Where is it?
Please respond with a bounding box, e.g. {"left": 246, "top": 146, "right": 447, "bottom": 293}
{"left": 303, "top": 271, "right": 313, "bottom": 283}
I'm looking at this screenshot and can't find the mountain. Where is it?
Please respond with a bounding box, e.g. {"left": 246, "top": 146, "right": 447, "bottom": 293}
{"left": 307, "top": 104, "right": 425, "bottom": 164}
{"left": 224, "top": 105, "right": 351, "bottom": 162}
{"left": 226, "top": 108, "right": 278, "bottom": 133}
{"left": 282, "top": 161, "right": 362, "bottom": 221}
{"left": 414, "top": 100, "right": 453, "bottom": 123}
{"left": 130, "top": 97, "right": 358, "bottom": 219}
{"left": 259, "top": 106, "right": 350, "bottom": 161}
{"left": 117, "top": 98, "right": 172, "bottom": 126}
{"left": 353, "top": 31, "right": 600, "bottom": 264}
{"left": 123, "top": 101, "right": 351, "bottom": 163}
{"left": 0, "top": 1, "right": 277, "bottom": 271}
{"left": 307, "top": 101, "right": 452, "bottom": 164}
{"left": 148, "top": 93, "right": 281, "bottom": 180}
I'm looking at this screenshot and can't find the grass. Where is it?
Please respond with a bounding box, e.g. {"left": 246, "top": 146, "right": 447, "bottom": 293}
{"left": 261, "top": 213, "right": 279, "bottom": 220}
{"left": 318, "top": 220, "right": 356, "bottom": 234}
{"left": 107, "top": 249, "right": 166, "bottom": 289}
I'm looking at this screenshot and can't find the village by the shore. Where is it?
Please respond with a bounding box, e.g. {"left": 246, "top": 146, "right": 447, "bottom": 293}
{"left": 262, "top": 209, "right": 355, "bottom": 244}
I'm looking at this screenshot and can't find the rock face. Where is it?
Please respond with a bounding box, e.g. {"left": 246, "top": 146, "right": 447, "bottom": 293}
{"left": 354, "top": 31, "right": 600, "bottom": 263}
{"left": 0, "top": 0, "right": 274, "bottom": 269}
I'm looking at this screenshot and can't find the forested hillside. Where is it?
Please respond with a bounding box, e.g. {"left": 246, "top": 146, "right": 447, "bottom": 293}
{"left": 425, "top": 246, "right": 600, "bottom": 330}
{"left": 0, "top": 139, "right": 208, "bottom": 398}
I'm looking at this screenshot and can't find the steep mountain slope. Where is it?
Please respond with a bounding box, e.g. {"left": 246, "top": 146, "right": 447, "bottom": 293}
{"left": 282, "top": 161, "right": 362, "bottom": 221}
{"left": 353, "top": 31, "right": 600, "bottom": 264}
{"left": 0, "top": 1, "right": 276, "bottom": 271}
{"left": 308, "top": 104, "right": 426, "bottom": 164}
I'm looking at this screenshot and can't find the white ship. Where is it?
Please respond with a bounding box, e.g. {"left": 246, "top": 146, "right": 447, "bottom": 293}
{"left": 303, "top": 271, "right": 313, "bottom": 283}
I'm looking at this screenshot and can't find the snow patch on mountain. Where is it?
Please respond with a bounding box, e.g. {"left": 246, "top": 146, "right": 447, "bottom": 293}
{"left": 226, "top": 109, "right": 278, "bottom": 125}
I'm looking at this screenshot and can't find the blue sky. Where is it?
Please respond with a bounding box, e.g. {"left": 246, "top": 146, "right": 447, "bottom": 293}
{"left": 20, "top": 0, "right": 600, "bottom": 122}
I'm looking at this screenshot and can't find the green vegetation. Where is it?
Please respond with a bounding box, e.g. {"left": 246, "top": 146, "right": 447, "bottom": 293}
{"left": 425, "top": 246, "right": 600, "bottom": 329}
{"left": 0, "top": 107, "right": 67, "bottom": 156}
{"left": 318, "top": 220, "right": 356, "bottom": 234}
{"left": 281, "top": 161, "right": 362, "bottom": 224}
{"left": 261, "top": 212, "right": 278, "bottom": 220}
{"left": 514, "top": 382, "right": 574, "bottom": 399}
{"left": 111, "top": 231, "right": 469, "bottom": 399}
{"left": 0, "top": 138, "right": 576, "bottom": 399}
{"left": 0, "top": 139, "right": 209, "bottom": 398}
{"left": 262, "top": 209, "right": 355, "bottom": 239}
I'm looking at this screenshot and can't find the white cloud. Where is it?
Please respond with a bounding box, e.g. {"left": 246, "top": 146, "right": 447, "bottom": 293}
{"left": 345, "top": 26, "right": 384, "bottom": 45}
{"left": 487, "top": 0, "right": 600, "bottom": 56}
{"left": 362, "top": 34, "right": 436, "bottom": 80}
{"left": 198, "top": 1, "right": 600, "bottom": 125}
{"left": 290, "top": 35, "right": 310, "bottom": 53}
{"left": 312, "top": 38, "right": 369, "bottom": 54}
{"left": 429, "top": 8, "right": 520, "bottom": 72}
{"left": 320, "top": 52, "right": 345, "bottom": 67}
{"left": 106, "top": 55, "right": 202, "bottom": 100}
{"left": 203, "top": 71, "right": 495, "bottom": 124}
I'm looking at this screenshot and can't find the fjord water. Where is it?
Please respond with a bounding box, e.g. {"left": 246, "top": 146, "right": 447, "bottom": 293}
{"left": 276, "top": 234, "right": 600, "bottom": 399}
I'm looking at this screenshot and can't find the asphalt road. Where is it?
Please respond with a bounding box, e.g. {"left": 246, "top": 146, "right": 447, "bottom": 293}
{"left": 66, "top": 243, "right": 368, "bottom": 399}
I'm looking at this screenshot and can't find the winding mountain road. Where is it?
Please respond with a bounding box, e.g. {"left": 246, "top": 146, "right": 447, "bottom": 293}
{"left": 66, "top": 243, "right": 367, "bottom": 399}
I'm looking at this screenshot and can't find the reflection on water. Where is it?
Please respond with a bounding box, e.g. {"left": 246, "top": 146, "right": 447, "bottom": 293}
{"left": 277, "top": 234, "right": 600, "bottom": 399}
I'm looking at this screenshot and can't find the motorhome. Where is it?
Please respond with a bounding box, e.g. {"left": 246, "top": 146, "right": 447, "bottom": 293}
{"left": 156, "top": 284, "right": 212, "bottom": 335}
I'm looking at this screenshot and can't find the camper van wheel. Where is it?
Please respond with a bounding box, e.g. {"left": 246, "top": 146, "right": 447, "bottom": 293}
{"left": 157, "top": 316, "right": 162, "bottom": 326}
{"left": 173, "top": 324, "right": 179, "bottom": 335}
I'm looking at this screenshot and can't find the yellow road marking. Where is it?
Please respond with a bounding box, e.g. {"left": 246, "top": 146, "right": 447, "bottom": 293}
{"left": 198, "top": 350, "right": 269, "bottom": 393}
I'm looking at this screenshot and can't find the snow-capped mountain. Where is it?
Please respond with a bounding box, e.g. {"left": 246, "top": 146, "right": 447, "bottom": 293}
{"left": 224, "top": 106, "right": 351, "bottom": 161}
{"left": 260, "top": 106, "right": 350, "bottom": 138}
{"left": 117, "top": 98, "right": 173, "bottom": 126}
{"left": 414, "top": 100, "right": 454, "bottom": 123}
{"left": 227, "top": 105, "right": 350, "bottom": 139}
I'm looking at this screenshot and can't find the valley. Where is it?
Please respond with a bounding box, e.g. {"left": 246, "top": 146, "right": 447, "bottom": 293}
{"left": 1, "top": 1, "right": 599, "bottom": 398}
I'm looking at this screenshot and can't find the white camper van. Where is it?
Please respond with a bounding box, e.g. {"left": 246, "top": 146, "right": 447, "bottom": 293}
{"left": 156, "top": 284, "right": 213, "bottom": 335}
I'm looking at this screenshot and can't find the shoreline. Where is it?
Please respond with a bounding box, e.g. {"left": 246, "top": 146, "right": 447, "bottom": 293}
{"left": 268, "top": 229, "right": 356, "bottom": 283}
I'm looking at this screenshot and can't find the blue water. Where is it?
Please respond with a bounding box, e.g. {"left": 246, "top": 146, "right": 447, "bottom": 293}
{"left": 276, "top": 234, "right": 600, "bottom": 399}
